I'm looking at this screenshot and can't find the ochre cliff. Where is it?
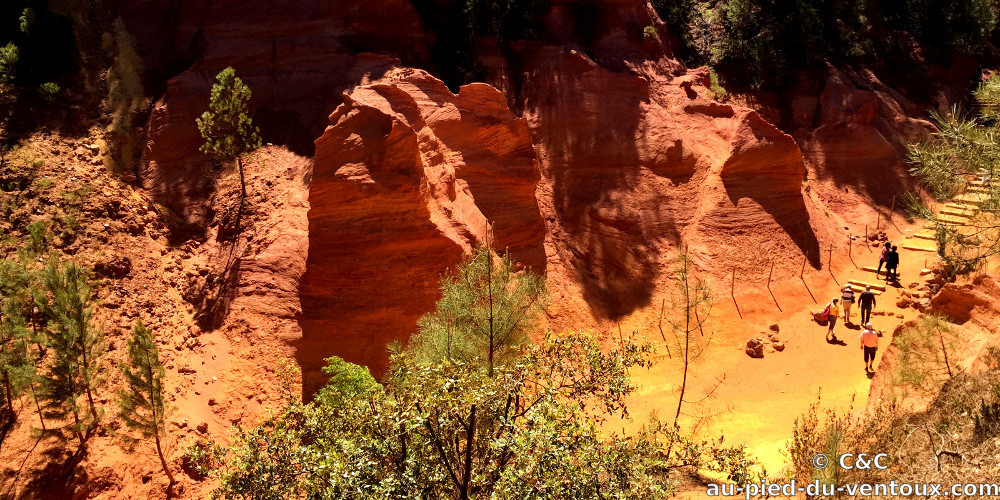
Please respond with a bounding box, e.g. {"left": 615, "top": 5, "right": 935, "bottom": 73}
{"left": 126, "top": 0, "right": 432, "bottom": 235}
{"left": 131, "top": 0, "right": 949, "bottom": 391}
{"left": 299, "top": 68, "right": 545, "bottom": 391}
{"left": 520, "top": 45, "right": 829, "bottom": 321}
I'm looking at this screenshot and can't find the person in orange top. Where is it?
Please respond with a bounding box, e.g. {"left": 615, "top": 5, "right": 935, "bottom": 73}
{"left": 860, "top": 322, "right": 880, "bottom": 372}
{"left": 827, "top": 298, "right": 840, "bottom": 341}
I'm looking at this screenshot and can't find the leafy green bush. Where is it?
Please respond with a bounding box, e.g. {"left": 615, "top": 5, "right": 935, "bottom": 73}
{"left": 183, "top": 438, "right": 225, "bottom": 480}
{"left": 38, "top": 81, "right": 58, "bottom": 101}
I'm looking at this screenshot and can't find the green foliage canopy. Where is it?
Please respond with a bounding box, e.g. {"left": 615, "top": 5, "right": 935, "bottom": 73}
{"left": 196, "top": 67, "right": 261, "bottom": 164}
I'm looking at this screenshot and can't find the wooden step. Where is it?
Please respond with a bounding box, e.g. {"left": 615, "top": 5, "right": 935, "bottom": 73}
{"left": 861, "top": 265, "right": 884, "bottom": 274}
{"left": 940, "top": 207, "right": 976, "bottom": 217}
{"left": 911, "top": 231, "right": 936, "bottom": 240}
{"left": 845, "top": 286, "right": 882, "bottom": 296}
{"left": 944, "top": 202, "right": 981, "bottom": 211}
{"left": 954, "top": 194, "right": 986, "bottom": 206}
{"left": 934, "top": 214, "right": 971, "bottom": 225}
{"left": 847, "top": 279, "right": 886, "bottom": 292}
{"left": 902, "top": 242, "right": 937, "bottom": 252}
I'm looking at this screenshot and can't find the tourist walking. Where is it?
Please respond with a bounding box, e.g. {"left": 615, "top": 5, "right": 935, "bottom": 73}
{"left": 886, "top": 245, "right": 900, "bottom": 282}
{"left": 827, "top": 298, "right": 840, "bottom": 341}
{"left": 841, "top": 285, "right": 855, "bottom": 323}
{"left": 860, "top": 323, "right": 879, "bottom": 372}
{"left": 859, "top": 285, "right": 877, "bottom": 324}
{"left": 876, "top": 242, "right": 891, "bottom": 278}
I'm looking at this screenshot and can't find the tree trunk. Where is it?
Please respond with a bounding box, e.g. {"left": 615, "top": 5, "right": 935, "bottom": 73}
{"left": 460, "top": 404, "right": 476, "bottom": 500}
{"left": 235, "top": 155, "right": 247, "bottom": 237}
{"left": 28, "top": 383, "right": 45, "bottom": 431}
{"left": 2, "top": 370, "right": 14, "bottom": 418}
{"left": 154, "top": 431, "right": 175, "bottom": 484}
{"left": 71, "top": 406, "right": 85, "bottom": 447}
{"left": 78, "top": 332, "right": 98, "bottom": 427}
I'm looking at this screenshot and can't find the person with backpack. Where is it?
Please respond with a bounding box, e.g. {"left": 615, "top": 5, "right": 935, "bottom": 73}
{"left": 859, "top": 285, "right": 877, "bottom": 324}
{"left": 826, "top": 298, "right": 840, "bottom": 341}
{"left": 885, "top": 245, "right": 900, "bottom": 282}
{"left": 841, "top": 285, "right": 856, "bottom": 324}
{"left": 876, "top": 242, "right": 891, "bottom": 278}
{"left": 860, "top": 322, "right": 880, "bottom": 372}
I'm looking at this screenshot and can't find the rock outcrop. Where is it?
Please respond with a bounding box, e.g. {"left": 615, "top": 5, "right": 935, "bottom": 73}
{"left": 930, "top": 274, "right": 1000, "bottom": 326}
{"left": 298, "top": 68, "right": 545, "bottom": 392}
{"left": 794, "top": 65, "right": 939, "bottom": 220}
{"left": 520, "top": 44, "right": 829, "bottom": 320}
{"left": 127, "top": 0, "right": 432, "bottom": 235}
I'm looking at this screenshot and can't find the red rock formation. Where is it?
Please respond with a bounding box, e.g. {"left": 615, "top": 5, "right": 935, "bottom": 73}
{"left": 795, "top": 65, "right": 937, "bottom": 219}
{"left": 519, "top": 43, "right": 830, "bottom": 319}
{"left": 930, "top": 274, "right": 1000, "bottom": 325}
{"left": 129, "top": 0, "right": 432, "bottom": 235}
{"left": 299, "top": 68, "right": 545, "bottom": 392}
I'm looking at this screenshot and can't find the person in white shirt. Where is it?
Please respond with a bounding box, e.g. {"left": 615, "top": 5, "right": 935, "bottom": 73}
{"left": 841, "top": 285, "right": 856, "bottom": 323}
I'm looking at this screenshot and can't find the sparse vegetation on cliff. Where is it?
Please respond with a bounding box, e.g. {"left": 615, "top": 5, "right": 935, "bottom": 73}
{"left": 118, "top": 321, "right": 174, "bottom": 484}
{"left": 906, "top": 73, "right": 1000, "bottom": 277}
{"left": 197, "top": 67, "right": 261, "bottom": 237}
{"left": 33, "top": 260, "right": 105, "bottom": 445}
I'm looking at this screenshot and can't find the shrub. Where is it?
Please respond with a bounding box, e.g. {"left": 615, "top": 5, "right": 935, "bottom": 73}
{"left": 183, "top": 438, "right": 225, "bottom": 480}
{"left": 37, "top": 81, "right": 58, "bottom": 101}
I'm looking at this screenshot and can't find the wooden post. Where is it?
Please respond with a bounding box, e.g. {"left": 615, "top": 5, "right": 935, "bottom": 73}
{"left": 875, "top": 211, "right": 881, "bottom": 231}
{"left": 731, "top": 267, "right": 735, "bottom": 297}
{"left": 889, "top": 195, "right": 896, "bottom": 222}
{"left": 800, "top": 253, "right": 807, "bottom": 278}
{"left": 768, "top": 260, "right": 774, "bottom": 285}
{"left": 848, "top": 235, "right": 857, "bottom": 268}
{"left": 865, "top": 225, "right": 872, "bottom": 252}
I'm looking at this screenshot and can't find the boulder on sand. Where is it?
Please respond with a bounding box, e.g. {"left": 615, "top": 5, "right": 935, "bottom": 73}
{"left": 746, "top": 338, "right": 765, "bottom": 358}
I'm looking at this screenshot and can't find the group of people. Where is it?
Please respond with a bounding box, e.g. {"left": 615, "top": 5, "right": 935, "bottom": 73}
{"left": 826, "top": 284, "right": 881, "bottom": 373}
{"left": 818, "top": 241, "right": 902, "bottom": 373}
{"left": 876, "top": 242, "right": 900, "bottom": 282}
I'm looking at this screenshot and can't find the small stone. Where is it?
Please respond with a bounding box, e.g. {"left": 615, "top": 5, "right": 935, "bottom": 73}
{"left": 178, "top": 365, "right": 196, "bottom": 374}
{"left": 772, "top": 341, "right": 786, "bottom": 352}
{"left": 745, "top": 338, "right": 765, "bottom": 359}
{"left": 769, "top": 323, "right": 780, "bottom": 333}
{"left": 196, "top": 422, "right": 208, "bottom": 434}
{"left": 208, "top": 398, "right": 217, "bottom": 406}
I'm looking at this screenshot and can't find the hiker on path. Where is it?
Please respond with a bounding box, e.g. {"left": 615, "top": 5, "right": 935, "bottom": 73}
{"left": 876, "top": 242, "right": 891, "bottom": 277}
{"left": 859, "top": 285, "right": 877, "bottom": 324}
{"left": 860, "top": 323, "right": 880, "bottom": 372}
{"left": 827, "top": 298, "right": 840, "bottom": 341}
{"left": 841, "top": 285, "right": 855, "bottom": 323}
{"left": 886, "top": 245, "right": 900, "bottom": 282}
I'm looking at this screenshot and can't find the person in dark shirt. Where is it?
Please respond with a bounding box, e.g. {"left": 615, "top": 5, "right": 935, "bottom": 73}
{"left": 858, "top": 285, "right": 877, "bottom": 324}
{"left": 885, "top": 246, "right": 900, "bottom": 282}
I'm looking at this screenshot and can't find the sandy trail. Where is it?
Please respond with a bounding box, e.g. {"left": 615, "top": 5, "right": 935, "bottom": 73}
{"left": 610, "top": 216, "right": 932, "bottom": 492}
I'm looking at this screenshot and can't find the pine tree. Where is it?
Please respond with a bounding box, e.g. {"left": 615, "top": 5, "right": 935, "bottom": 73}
{"left": 406, "top": 245, "right": 547, "bottom": 376}
{"left": 118, "top": 321, "right": 174, "bottom": 484}
{"left": 196, "top": 66, "right": 261, "bottom": 233}
{"left": 33, "top": 260, "right": 104, "bottom": 444}
{"left": 0, "top": 259, "right": 34, "bottom": 422}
